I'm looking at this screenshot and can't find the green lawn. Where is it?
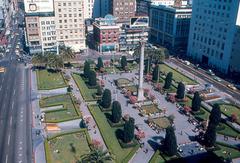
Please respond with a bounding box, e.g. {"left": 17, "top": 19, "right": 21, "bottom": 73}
{"left": 40, "top": 94, "right": 80, "bottom": 123}
{"left": 46, "top": 131, "right": 91, "bottom": 163}
{"left": 72, "top": 73, "right": 97, "bottom": 101}
{"left": 149, "top": 150, "right": 165, "bottom": 163}
{"left": 219, "top": 104, "right": 240, "bottom": 124}
{"left": 214, "top": 144, "right": 240, "bottom": 160}
{"left": 88, "top": 105, "right": 139, "bottom": 163}
{"left": 159, "top": 64, "right": 197, "bottom": 85}
{"left": 104, "top": 66, "right": 121, "bottom": 73}
{"left": 36, "top": 70, "right": 67, "bottom": 90}
{"left": 217, "top": 123, "right": 240, "bottom": 137}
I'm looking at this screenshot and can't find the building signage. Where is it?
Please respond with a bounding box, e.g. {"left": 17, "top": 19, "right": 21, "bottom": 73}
{"left": 24, "top": 0, "right": 54, "bottom": 13}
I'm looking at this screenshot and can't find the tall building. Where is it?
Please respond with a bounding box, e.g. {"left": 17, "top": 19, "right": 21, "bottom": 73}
{"left": 187, "top": 0, "right": 240, "bottom": 74}
{"left": 119, "top": 16, "right": 149, "bottom": 53}
{"left": 24, "top": 0, "right": 86, "bottom": 53}
{"left": 136, "top": 0, "right": 174, "bottom": 16}
{"left": 93, "top": 15, "right": 120, "bottom": 53}
{"left": 100, "top": 0, "right": 110, "bottom": 17}
{"left": 149, "top": 4, "right": 191, "bottom": 53}
{"left": 54, "top": 0, "right": 86, "bottom": 51}
{"left": 84, "top": 0, "right": 101, "bottom": 19}
{"left": 110, "top": 0, "right": 136, "bottom": 23}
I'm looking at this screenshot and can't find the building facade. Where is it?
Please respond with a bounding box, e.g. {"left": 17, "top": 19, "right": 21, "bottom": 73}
{"left": 93, "top": 15, "right": 119, "bottom": 53}
{"left": 110, "top": 0, "right": 136, "bottom": 23}
{"left": 100, "top": 0, "right": 110, "bottom": 17}
{"left": 150, "top": 5, "right": 191, "bottom": 53}
{"left": 187, "top": 0, "right": 240, "bottom": 74}
{"left": 119, "top": 16, "right": 149, "bottom": 53}
{"left": 25, "top": 16, "right": 42, "bottom": 53}
{"left": 84, "top": 0, "right": 101, "bottom": 19}
{"left": 54, "top": 0, "right": 86, "bottom": 51}
{"left": 136, "top": 0, "right": 175, "bottom": 16}
{"left": 229, "top": 26, "right": 240, "bottom": 75}
{"left": 39, "top": 16, "right": 56, "bottom": 52}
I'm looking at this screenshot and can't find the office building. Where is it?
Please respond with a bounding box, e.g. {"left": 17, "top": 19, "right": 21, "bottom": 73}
{"left": 93, "top": 15, "right": 119, "bottom": 53}
{"left": 119, "top": 16, "right": 149, "bottom": 53}
{"left": 187, "top": 0, "right": 240, "bottom": 74}
{"left": 136, "top": 0, "right": 174, "bottom": 16}
{"left": 84, "top": 0, "right": 101, "bottom": 19}
{"left": 149, "top": 4, "right": 191, "bottom": 53}
{"left": 24, "top": 0, "right": 86, "bottom": 53}
{"left": 110, "top": 0, "right": 136, "bottom": 23}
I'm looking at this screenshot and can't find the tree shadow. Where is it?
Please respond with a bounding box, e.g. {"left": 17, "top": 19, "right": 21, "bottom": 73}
{"left": 104, "top": 112, "right": 112, "bottom": 121}
{"left": 115, "top": 129, "right": 124, "bottom": 140}
{"left": 147, "top": 139, "right": 161, "bottom": 151}
{"left": 70, "top": 143, "right": 76, "bottom": 154}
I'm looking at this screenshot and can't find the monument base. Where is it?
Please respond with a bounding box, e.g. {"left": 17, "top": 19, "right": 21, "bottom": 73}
{"left": 137, "top": 88, "right": 145, "bottom": 101}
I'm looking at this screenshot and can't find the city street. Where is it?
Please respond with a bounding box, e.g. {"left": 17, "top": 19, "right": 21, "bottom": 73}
{"left": 0, "top": 10, "right": 32, "bottom": 163}
{"left": 167, "top": 58, "right": 240, "bottom": 101}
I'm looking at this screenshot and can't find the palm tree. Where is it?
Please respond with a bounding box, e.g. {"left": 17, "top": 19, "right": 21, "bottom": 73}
{"left": 133, "top": 46, "right": 165, "bottom": 64}
{"left": 59, "top": 45, "right": 75, "bottom": 61}
{"left": 81, "top": 148, "right": 113, "bottom": 163}
{"left": 46, "top": 52, "right": 64, "bottom": 70}
{"left": 31, "top": 53, "right": 48, "bottom": 67}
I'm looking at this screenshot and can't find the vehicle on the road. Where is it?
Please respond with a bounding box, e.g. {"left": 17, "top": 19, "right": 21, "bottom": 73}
{"left": 194, "top": 64, "right": 200, "bottom": 70}
{"left": 15, "top": 49, "right": 20, "bottom": 56}
{"left": 213, "top": 76, "right": 222, "bottom": 82}
{"left": 0, "top": 67, "right": 5, "bottom": 73}
{"left": 6, "top": 49, "right": 10, "bottom": 53}
{"left": 207, "top": 69, "right": 215, "bottom": 76}
{"left": 184, "top": 60, "right": 191, "bottom": 65}
{"left": 227, "top": 84, "right": 237, "bottom": 91}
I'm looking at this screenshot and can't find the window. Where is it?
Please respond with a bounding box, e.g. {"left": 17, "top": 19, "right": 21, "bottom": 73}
{"left": 59, "top": 20, "right": 62, "bottom": 23}
{"left": 58, "top": 9, "right": 61, "bottom": 12}
{"left": 41, "top": 21, "right": 45, "bottom": 25}
{"left": 63, "top": 3, "right": 66, "bottom": 6}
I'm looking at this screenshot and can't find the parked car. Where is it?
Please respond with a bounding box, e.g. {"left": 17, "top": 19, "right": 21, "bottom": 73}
{"left": 213, "top": 76, "right": 222, "bottom": 82}
{"left": 207, "top": 69, "right": 215, "bottom": 76}
{"left": 227, "top": 84, "right": 237, "bottom": 90}
{"left": 184, "top": 60, "right": 190, "bottom": 65}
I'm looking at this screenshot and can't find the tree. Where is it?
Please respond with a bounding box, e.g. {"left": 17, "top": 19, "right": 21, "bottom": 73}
{"left": 101, "top": 89, "right": 112, "bottom": 108}
{"left": 176, "top": 82, "right": 185, "bottom": 99}
{"left": 81, "top": 147, "right": 113, "bottom": 163}
{"left": 231, "top": 113, "right": 238, "bottom": 123}
{"left": 133, "top": 47, "right": 165, "bottom": 64}
{"left": 123, "top": 117, "right": 135, "bottom": 143}
{"left": 121, "top": 56, "right": 127, "bottom": 70}
{"left": 31, "top": 53, "right": 48, "bottom": 67}
{"left": 84, "top": 61, "right": 91, "bottom": 78}
{"left": 163, "top": 127, "right": 177, "bottom": 156}
{"left": 152, "top": 65, "right": 160, "bottom": 82}
{"left": 204, "top": 123, "right": 217, "bottom": 147}
{"left": 112, "top": 101, "right": 122, "bottom": 123}
{"left": 46, "top": 52, "right": 64, "bottom": 70}
{"left": 209, "top": 104, "right": 221, "bottom": 126}
{"left": 97, "top": 57, "right": 104, "bottom": 70}
{"left": 164, "top": 72, "right": 173, "bottom": 89}
{"left": 192, "top": 92, "right": 201, "bottom": 112}
{"left": 96, "top": 85, "right": 102, "bottom": 96}
{"left": 59, "top": 45, "right": 75, "bottom": 61}
{"left": 144, "top": 59, "right": 151, "bottom": 74}
{"left": 88, "top": 70, "right": 97, "bottom": 86}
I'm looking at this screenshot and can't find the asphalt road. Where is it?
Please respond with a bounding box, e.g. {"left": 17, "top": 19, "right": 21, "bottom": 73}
{"left": 0, "top": 10, "right": 32, "bottom": 163}
{"left": 168, "top": 58, "right": 240, "bottom": 101}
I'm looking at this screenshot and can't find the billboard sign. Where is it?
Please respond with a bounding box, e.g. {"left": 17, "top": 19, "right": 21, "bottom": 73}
{"left": 130, "top": 17, "right": 149, "bottom": 28}
{"left": 24, "top": 0, "right": 54, "bottom": 13}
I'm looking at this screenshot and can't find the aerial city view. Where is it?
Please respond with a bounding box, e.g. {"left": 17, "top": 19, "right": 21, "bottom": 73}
{"left": 0, "top": 0, "right": 240, "bottom": 162}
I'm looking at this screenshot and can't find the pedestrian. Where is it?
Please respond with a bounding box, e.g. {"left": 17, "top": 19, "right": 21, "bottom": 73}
{"left": 146, "top": 149, "right": 148, "bottom": 153}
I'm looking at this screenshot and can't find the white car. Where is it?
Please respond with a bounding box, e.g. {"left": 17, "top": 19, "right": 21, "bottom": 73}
{"left": 213, "top": 76, "right": 222, "bottom": 82}
{"left": 227, "top": 84, "right": 237, "bottom": 91}
{"left": 207, "top": 69, "right": 215, "bottom": 76}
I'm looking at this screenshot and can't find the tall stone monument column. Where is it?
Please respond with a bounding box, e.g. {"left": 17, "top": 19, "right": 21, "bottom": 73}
{"left": 137, "top": 39, "right": 145, "bottom": 101}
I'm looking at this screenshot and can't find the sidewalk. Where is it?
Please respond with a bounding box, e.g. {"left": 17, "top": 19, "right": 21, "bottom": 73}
{"left": 31, "top": 70, "right": 46, "bottom": 163}
{"left": 66, "top": 70, "right": 108, "bottom": 151}
{"left": 165, "top": 61, "right": 240, "bottom": 131}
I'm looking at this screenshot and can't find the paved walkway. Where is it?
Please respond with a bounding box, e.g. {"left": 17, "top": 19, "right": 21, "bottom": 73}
{"left": 66, "top": 70, "right": 108, "bottom": 151}
{"left": 217, "top": 134, "right": 240, "bottom": 146}
{"left": 165, "top": 61, "right": 240, "bottom": 131}
{"left": 101, "top": 71, "right": 197, "bottom": 162}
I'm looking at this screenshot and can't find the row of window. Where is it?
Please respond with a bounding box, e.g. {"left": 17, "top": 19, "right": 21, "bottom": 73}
{"left": 58, "top": 2, "right": 81, "bottom": 6}
{"left": 41, "top": 21, "right": 54, "bottom": 25}
{"left": 43, "top": 37, "right": 56, "bottom": 41}
{"left": 58, "top": 8, "right": 82, "bottom": 13}
{"left": 58, "top": 24, "right": 83, "bottom": 28}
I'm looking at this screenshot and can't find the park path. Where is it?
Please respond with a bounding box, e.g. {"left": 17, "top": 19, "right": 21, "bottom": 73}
{"left": 165, "top": 61, "right": 240, "bottom": 131}
{"left": 65, "top": 69, "right": 108, "bottom": 151}
{"left": 102, "top": 71, "right": 197, "bottom": 163}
